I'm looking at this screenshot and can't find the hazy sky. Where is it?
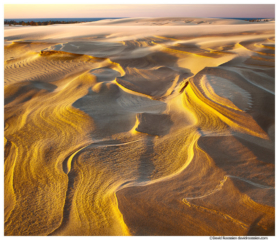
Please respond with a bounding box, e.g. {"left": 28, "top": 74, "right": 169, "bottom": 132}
{"left": 4, "top": 4, "right": 275, "bottom": 19}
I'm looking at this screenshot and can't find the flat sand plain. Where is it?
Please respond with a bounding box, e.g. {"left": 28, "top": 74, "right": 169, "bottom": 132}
{"left": 4, "top": 17, "right": 275, "bottom": 236}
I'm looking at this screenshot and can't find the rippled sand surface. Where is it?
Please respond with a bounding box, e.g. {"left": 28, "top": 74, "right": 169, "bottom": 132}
{"left": 4, "top": 18, "right": 275, "bottom": 236}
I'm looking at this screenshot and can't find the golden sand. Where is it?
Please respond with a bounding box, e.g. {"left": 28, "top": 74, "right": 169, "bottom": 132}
{"left": 4, "top": 18, "right": 275, "bottom": 236}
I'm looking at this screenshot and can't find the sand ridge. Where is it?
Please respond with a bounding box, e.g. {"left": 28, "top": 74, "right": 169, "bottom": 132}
{"left": 4, "top": 17, "right": 275, "bottom": 236}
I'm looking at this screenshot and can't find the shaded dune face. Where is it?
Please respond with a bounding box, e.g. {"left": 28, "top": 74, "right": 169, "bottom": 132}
{"left": 4, "top": 19, "right": 274, "bottom": 236}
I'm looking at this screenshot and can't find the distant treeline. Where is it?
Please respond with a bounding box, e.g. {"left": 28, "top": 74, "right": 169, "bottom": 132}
{"left": 4, "top": 18, "right": 272, "bottom": 26}
{"left": 245, "top": 19, "right": 270, "bottom": 22}
{"left": 4, "top": 20, "right": 83, "bottom": 26}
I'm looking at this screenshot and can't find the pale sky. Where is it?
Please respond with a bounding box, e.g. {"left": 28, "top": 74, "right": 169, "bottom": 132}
{"left": 4, "top": 4, "right": 275, "bottom": 19}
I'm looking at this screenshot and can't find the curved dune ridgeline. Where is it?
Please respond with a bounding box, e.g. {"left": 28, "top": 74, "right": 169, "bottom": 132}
{"left": 4, "top": 18, "right": 274, "bottom": 236}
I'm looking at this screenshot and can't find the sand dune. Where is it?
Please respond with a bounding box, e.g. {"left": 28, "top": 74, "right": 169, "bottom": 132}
{"left": 4, "top": 18, "right": 274, "bottom": 236}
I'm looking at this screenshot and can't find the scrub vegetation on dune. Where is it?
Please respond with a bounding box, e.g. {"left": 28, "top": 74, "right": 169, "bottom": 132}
{"left": 4, "top": 17, "right": 275, "bottom": 236}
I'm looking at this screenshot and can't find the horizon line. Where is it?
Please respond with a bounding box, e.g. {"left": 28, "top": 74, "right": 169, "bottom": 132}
{"left": 5, "top": 17, "right": 275, "bottom": 19}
